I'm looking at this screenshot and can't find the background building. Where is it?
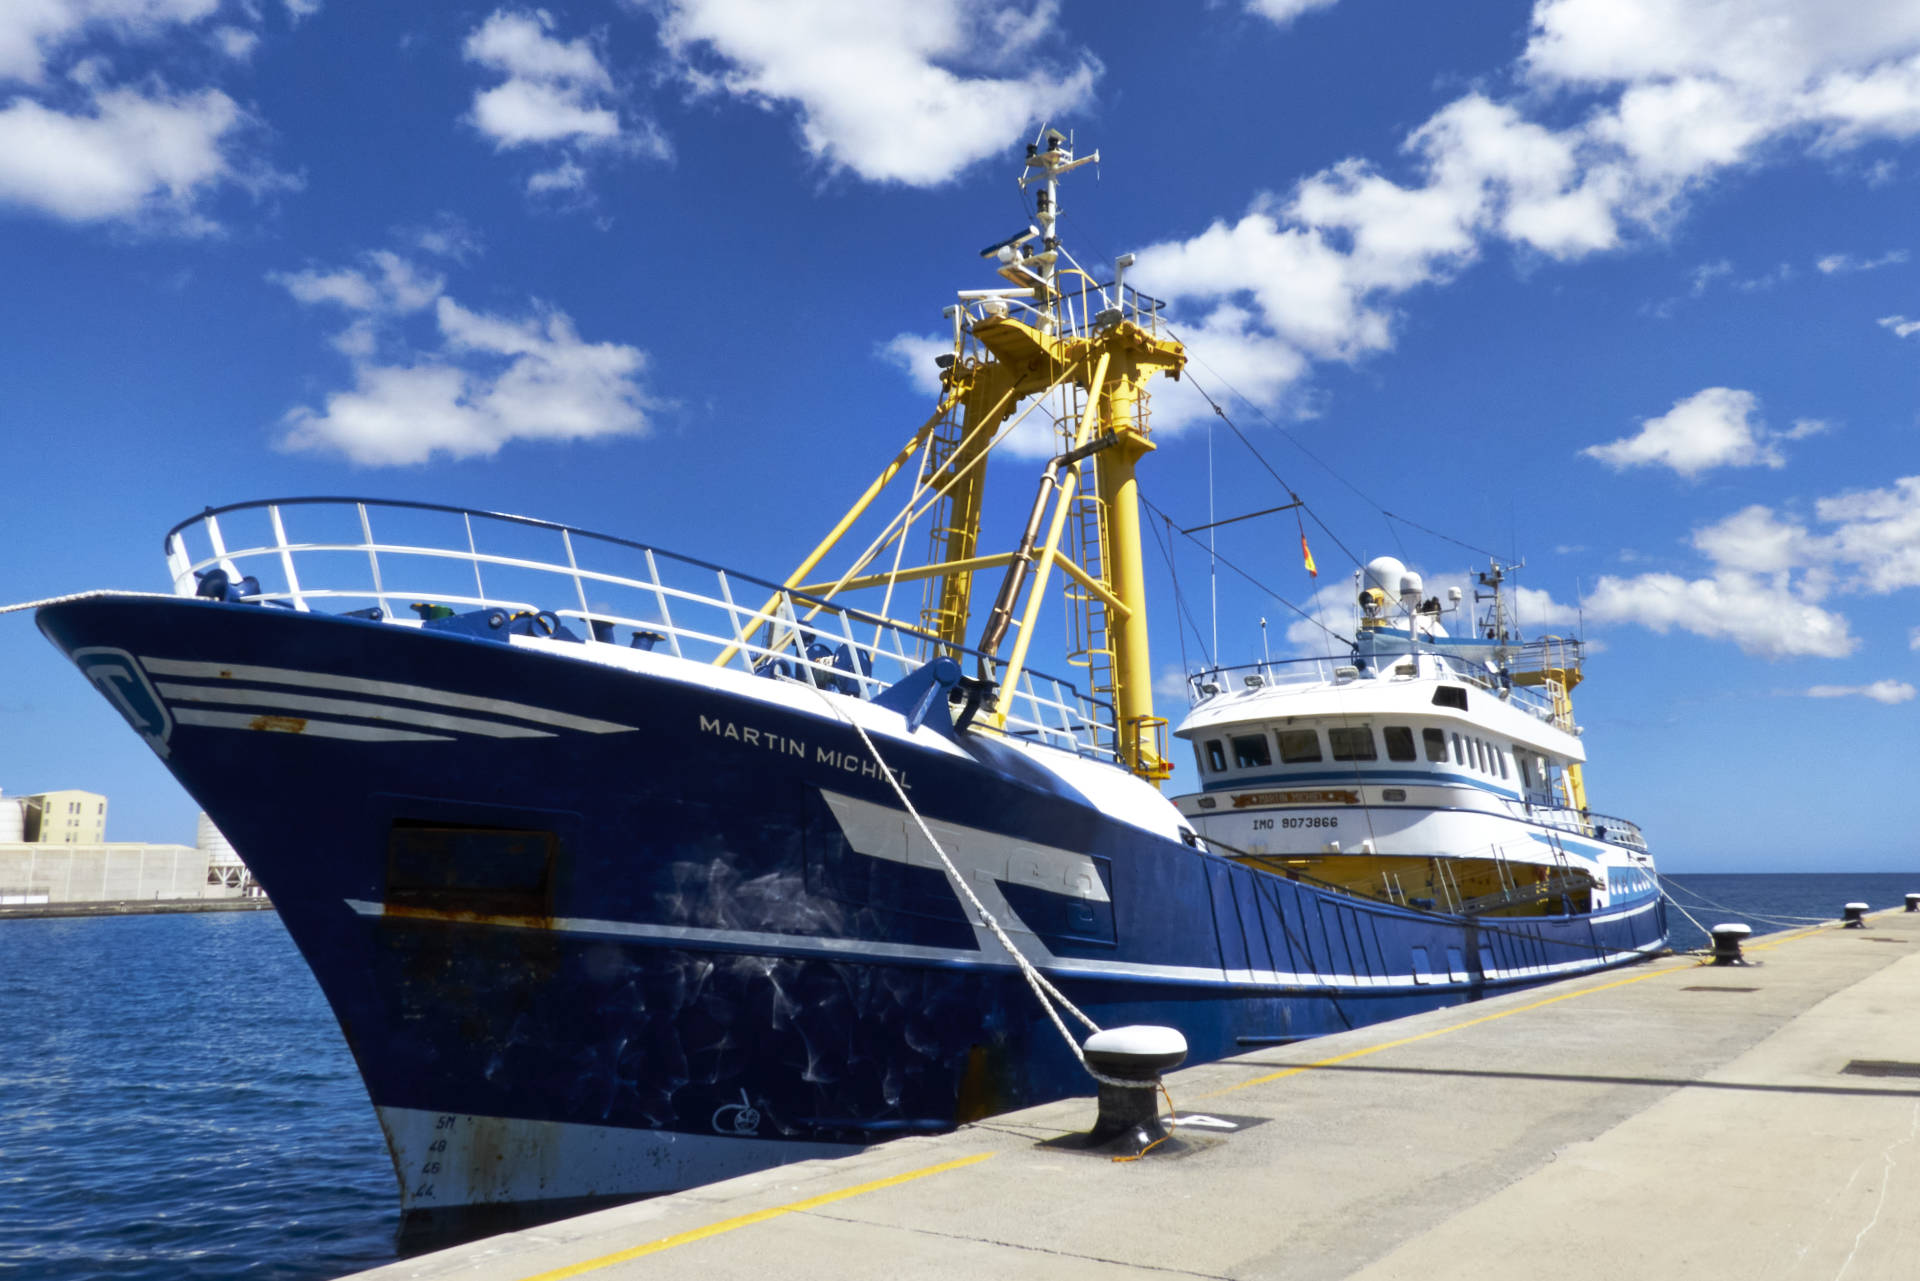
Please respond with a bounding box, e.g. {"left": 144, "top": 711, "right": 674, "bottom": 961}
{"left": 15, "top": 789, "right": 108, "bottom": 844}
{"left": 0, "top": 789, "right": 261, "bottom": 908}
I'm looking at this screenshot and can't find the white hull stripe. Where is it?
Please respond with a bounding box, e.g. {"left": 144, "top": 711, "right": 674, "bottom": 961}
{"left": 345, "top": 896, "right": 1663, "bottom": 992}
{"left": 155, "top": 681, "right": 556, "bottom": 739}
{"left": 177, "top": 708, "right": 452, "bottom": 743}
{"left": 820, "top": 789, "right": 1111, "bottom": 903}
{"left": 138, "top": 657, "right": 637, "bottom": 734}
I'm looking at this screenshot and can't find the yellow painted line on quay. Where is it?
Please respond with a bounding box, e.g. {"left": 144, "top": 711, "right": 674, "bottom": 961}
{"left": 512, "top": 1151, "right": 995, "bottom": 1281}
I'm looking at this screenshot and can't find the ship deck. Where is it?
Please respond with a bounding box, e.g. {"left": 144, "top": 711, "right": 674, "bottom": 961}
{"left": 340, "top": 904, "right": 1920, "bottom": 1280}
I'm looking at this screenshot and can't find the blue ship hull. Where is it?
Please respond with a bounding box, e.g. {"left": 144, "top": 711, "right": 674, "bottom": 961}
{"left": 38, "top": 594, "right": 1667, "bottom": 1212}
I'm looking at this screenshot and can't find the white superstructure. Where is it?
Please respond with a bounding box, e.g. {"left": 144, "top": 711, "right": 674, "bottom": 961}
{"left": 1172, "top": 559, "right": 1656, "bottom": 917}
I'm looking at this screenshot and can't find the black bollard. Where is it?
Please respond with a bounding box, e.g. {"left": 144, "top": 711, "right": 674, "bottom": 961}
{"left": 1083, "top": 1025, "right": 1188, "bottom": 1155}
{"left": 1906, "top": 894, "right": 1918, "bottom": 913}
{"left": 1709, "top": 923, "right": 1751, "bottom": 965}
{"left": 1843, "top": 902, "right": 1869, "bottom": 928}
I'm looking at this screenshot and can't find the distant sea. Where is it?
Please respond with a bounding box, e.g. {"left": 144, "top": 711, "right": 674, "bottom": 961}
{"left": 3, "top": 874, "right": 1916, "bottom": 1281}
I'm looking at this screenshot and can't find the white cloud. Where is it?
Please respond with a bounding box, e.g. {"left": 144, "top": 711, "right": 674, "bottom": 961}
{"left": 1583, "top": 571, "right": 1856, "bottom": 658}
{"left": 1690, "top": 504, "right": 1819, "bottom": 575}
{"left": 1583, "top": 473, "right": 1920, "bottom": 657}
{"left": 0, "top": 2, "right": 295, "bottom": 232}
{"left": 1815, "top": 475, "right": 1920, "bottom": 594}
{"left": 1244, "top": 0, "right": 1340, "bottom": 25}
{"left": 878, "top": 332, "right": 949, "bottom": 397}
{"left": 268, "top": 250, "right": 444, "bottom": 315}
{"left": 1581, "top": 387, "right": 1790, "bottom": 478}
{"left": 465, "top": 9, "right": 616, "bottom": 145}
{"left": 472, "top": 75, "right": 620, "bottom": 147}
{"left": 462, "top": 8, "right": 664, "bottom": 194}
{"left": 656, "top": 0, "right": 1098, "bottom": 187}
{"left": 0, "top": 85, "right": 246, "bottom": 229}
{"left": 1155, "top": 663, "right": 1203, "bottom": 703}
{"left": 1508, "top": 583, "right": 1583, "bottom": 634}
{"left": 1806, "top": 680, "right": 1915, "bottom": 704}
{"left": 0, "top": 0, "right": 220, "bottom": 84}
{"left": 281, "top": 299, "right": 654, "bottom": 466}
{"left": 1817, "top": 248, "right": 1908, "bottom": 273}
{"left": 1280, "top": 579, "right": 1363, "bottom": 652}
{"left": 212, "top": 24, "right": 255, "bottom": 60}
{"left": 1129, "top": 0, "right": 1920, "bottom": 418}
{"left": 275, "top": 249, "right": 657, "bottom": 465}
{"left": 407, "top": 212, "right": 484, "bottom": 263}
{"left": 1878, "top": 314, "right": 1920, "bottom": 338}
{"left": 1910, "top": 625, "right": 1920, "bottom": 650}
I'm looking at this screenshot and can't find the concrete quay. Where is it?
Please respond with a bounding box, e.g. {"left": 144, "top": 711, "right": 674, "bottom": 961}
{"left": 346, "top": 907, "right": 1920, "bottom": 1281}
{"left": 0, "top": 896, "right": 272, "bottom": 920}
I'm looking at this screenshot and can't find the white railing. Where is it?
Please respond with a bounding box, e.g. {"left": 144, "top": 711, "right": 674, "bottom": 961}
{"left": 1186, "top": 654, "right": 1559, "bottom": 721}
{"left": 1504, "top": 799, "right": 1648, "bottom": 852}
{"left": 163, "top": 499, "right": 1114, "bottom": 760}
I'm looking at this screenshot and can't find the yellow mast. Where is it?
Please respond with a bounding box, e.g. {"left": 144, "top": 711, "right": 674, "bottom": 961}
{"left": 768, "top": 131, "right": 1186, "bottom": 784}
{"left": 1488, "top": 558, "right": 1590, "bottom": 817}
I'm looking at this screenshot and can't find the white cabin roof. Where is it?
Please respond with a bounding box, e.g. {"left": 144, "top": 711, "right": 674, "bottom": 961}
{"left": 1175, "top": 651, "right": 1585, "bottom": 764}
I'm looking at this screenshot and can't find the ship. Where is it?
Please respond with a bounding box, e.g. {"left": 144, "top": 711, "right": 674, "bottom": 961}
{"left": 35, "top": 133, "right": 1665, "bottom": 1223}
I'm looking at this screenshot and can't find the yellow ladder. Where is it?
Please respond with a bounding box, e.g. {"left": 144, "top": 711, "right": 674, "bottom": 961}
{"left": 915, "top": 395, "right": 970, "bottom": 645}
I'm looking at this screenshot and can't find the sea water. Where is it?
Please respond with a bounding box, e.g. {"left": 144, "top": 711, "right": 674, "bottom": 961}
{"left": 2, "top": 874, "right": 1915, "bottom": 1281}
{"left": 0, "top": 912, "right": 396, "bottom": 1281}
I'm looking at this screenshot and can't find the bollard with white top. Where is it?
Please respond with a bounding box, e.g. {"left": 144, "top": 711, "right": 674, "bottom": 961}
{"left": 1843, "top": 902, "right": 1869, "bottom": 928}
{"left": 1906, "top": 894, "right": 1918, "bottom": 913}
{"left": 1082, "top": 1025, "right": 1187, "bottom": 1153}
{"left": 1709, "top": 923, "right": 1751, "bottom": 965}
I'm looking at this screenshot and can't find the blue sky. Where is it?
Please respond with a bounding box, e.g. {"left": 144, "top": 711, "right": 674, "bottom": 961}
{"left": 2, "top": 0, "right": 1917, "bottom": 872}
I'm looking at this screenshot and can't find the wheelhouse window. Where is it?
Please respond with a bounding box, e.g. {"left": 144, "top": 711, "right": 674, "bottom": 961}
{"left": 1383, "top": 726, "right": 1417, "bottom": 762}
{"left": 1329, "top": 726, "right": 1377, "bottom": 761}
{"left": 1231, "top": 733, "right": 1272, "bottom": 769}
{"left": 1422, "top": 728, "right": 1447, "bottom": 763}
{"left": 1452, "top": 732, "right": 1465, "bottom": 765}
{"left": 1203, "top": 739, "right": 1227, "bottom": 772}
{"left": 1277, "top": 728, "right": 1322, "bottom": 763}
{"left": 1495, "top": 747, "right": 1509, "bottom": 779}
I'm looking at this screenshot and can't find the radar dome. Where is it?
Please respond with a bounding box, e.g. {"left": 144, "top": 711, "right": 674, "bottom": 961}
{"left": 1362, "top": 556, "right": 1407, "bottom": 596}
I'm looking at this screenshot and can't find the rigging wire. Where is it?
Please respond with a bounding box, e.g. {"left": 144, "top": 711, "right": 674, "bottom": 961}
{"left": 1181, "top": 372, "right": 1371, "bottom": 584}
{"left": 1144, "top": 505, "right": 1209, "bottom": 671}
{"left": 1140, "top": 494, "right": 1350, "bottom": 647}
{"left": 1163, "top": 325, "right": 1504, "bottom": 564}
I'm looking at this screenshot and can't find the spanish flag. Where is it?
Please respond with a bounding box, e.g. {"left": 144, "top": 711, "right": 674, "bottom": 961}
{"left": 1301, "top": 533, "right": 1317, "bottom": 578}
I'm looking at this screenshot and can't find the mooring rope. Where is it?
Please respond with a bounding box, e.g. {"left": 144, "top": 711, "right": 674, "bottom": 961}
{"left": 1662, "top": 876, "right": 1834, "bottom": 928}
{"left": 1657, "top": 891, "right": 1721, "bottom": 958}
{"left": 801, "top": 678, "right": 1158, "bottom": 1091}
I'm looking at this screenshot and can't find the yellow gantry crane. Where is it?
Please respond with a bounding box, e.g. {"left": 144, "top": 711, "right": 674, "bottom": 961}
{"left": 739, "top": 133, "right": 1186, "bottom": 784}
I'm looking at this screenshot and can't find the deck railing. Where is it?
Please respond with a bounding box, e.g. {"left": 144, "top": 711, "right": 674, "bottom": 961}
{"left": 1186, "top": 655, "right": 1561, "bottom": 723}
{"left": 163, "top": 498, "right": 1114, "bottom": 760}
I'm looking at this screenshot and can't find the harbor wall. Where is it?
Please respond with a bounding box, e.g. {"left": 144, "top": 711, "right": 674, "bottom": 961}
{"left": 0, "top": 842, "right": 227, "bottom": 905}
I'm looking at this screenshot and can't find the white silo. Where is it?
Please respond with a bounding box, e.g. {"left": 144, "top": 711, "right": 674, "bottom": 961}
{"left": 198, "top": 812, "right": 254, "bottom": 894}
{"left": 196, "top": 812, "right": 237, "bottom": 858}
{"left": 0, "top": 796, "right": 25, "bottom": 844}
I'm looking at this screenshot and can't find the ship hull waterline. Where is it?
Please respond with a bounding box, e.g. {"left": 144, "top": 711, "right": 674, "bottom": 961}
{"left": 38, "top": 595, "right": 1668, "bottom": 1214}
